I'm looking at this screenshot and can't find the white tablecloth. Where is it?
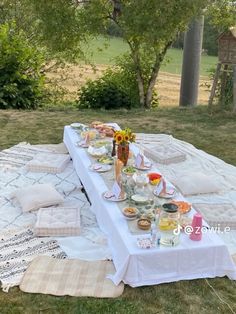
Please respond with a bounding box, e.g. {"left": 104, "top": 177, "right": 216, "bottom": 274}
{"left": 64, "top": 126, "right": 236, "bottom": 287}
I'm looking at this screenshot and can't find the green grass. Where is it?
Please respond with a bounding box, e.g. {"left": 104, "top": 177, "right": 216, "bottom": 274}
{"left": 84, "top": 36, "right": 217, "bottom": 76}
{"left": 0, "top": 107, "right": 236, "bottom": 314}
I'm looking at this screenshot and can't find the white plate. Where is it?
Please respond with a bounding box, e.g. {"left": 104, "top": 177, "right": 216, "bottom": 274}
{"left": 71, "top": 123, "right": 87, "bottom": 129}
{"left": 122, "top": 207, "right": 139, "bottom": 220}
{"left": 76, "top": 141, "right": 89, "bottom": 148}
{"left": 102, "top": 191, "right": 127, "bottom": 202}
{"left": 153, "top": 188, "right": 176, "bottom": 199}
{"left": 131, "top": 194, "right": 149, "bottom": 203}
{"left": 89, "top": 164, "right": 111, "bottom": 173}
{"left": 88, "top": 146, "right": 107, "bottom": 157}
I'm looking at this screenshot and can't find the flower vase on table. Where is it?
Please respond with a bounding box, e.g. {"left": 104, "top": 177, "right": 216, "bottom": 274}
{"left": 117, "top": 144, "right": 129, "bottom": 166}
{"left": 114, "top": 128, "right": 136, "bottom": 167}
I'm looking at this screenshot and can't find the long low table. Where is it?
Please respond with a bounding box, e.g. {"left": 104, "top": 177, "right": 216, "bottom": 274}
{"left": 64, "top": 126, "right": 236, "bottom": 287}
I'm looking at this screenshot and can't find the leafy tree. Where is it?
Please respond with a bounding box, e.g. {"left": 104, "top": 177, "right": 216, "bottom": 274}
{"left": 2, "top": 0, "right": 234, "bottom": 109}
{"left": 75, "top": 0, "right": 208, "bottom": 108}
{"left": 2, "top": 0, "right": 205, "bottom": 108}
{"left": 206, "top": 0, "right": 236, "bottom": 31}
{"left": 0, "top": 22, "right": 46, "bottom": 109}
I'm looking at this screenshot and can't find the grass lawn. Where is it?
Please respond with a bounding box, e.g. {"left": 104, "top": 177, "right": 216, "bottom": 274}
{"left": 84, "top": 36, "right": 217, "bottom": 76}
{"left": 0, "top": 106, "right": 236, "bottom": 314}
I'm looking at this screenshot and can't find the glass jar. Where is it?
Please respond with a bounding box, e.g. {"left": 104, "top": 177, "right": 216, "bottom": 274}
{"left": 158, "top": 203, "right": 180, "bottom": 246}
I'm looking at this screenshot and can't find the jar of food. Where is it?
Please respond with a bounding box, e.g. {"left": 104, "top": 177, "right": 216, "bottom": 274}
{"left": 158, "top": 203, "right": 180, "bottom": 246}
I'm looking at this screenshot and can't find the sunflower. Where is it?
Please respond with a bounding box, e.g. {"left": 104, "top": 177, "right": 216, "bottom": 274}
{"left": 116, "top": 134, "right": 124, "bottom": 144}
{"left": 124, "top": 134, "right": 129, "bottom": 142}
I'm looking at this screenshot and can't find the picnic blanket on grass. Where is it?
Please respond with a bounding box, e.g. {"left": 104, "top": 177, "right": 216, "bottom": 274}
{"left": 0, "top": 228, "right": 67, "bottom": 292}
{"left": 0, "top": 143, "right": 112, "bottom": 291}
{"left": 20, "top": 256, "right": 124, "bottom": 298}
{"left": 1, "top": 135, "right": 236, "bottom": 292}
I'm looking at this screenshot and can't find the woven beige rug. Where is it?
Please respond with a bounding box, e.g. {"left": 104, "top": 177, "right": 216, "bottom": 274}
{"left": 20, "top": 256, "right": 124, "bottom": 298}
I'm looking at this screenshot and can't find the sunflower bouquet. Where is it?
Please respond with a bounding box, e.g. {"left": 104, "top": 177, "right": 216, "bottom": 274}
{"left": 113, "top": 128, "right": 136, "bottom": 145}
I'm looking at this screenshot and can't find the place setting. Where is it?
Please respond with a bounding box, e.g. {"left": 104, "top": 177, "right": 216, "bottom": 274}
{"left": 134, "top": 152, "right": 152, "bottom": 171}
{"left": 102, "top": 159, "right": 127, "bottom": 202}
{"left": 89, "top": 163, "right": 112, "bottom": 173}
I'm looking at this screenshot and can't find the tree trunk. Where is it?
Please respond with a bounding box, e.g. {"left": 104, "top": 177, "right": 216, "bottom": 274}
{"left": 137, "top": 72, "right": 145, "bottom": 107}
{"left": 145, "top": 43, "right": 172, "bottom": 108}
{"left": 179, "top": 16, "right": 204, "bottom": 107}
{"left": 129, "top": 44, "right": 145, "bottom": 107}
{"left": 145, "top": 65, "right": 160, "bottom": 108}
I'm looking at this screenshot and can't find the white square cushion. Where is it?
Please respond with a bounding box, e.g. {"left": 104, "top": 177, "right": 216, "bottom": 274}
{"left": 193, "top": 203, "right": 236, "bottom": 230}
{"left": 171, "top": 172, "right": 221, "bottom": 196}
{"left": 34, "top": 207, "right": 81, "bottom": 236}
{"left": 143, "top": 145, "right": 186, "bottom": 165}
{"left": 26, "top": 153, "right": 70, "bottom": 174}
{"left": 13, "top": 183, "right": 64, "bottom": 212}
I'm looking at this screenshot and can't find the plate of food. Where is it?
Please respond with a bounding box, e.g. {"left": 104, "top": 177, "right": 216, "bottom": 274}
{"left": 102, "top": 191, "right": 127, "bottom": 202}
{"left": 89, "top": 163, "right": 112, "bottom": 173}
{"left": 122, "top": 166, "right": 136, "bottom": 176}
{"left": 97, "top": 156, "right": 114, "bottom": 165}
{"left": 81, "top": 130, "right": 98, "bottom": 141}
{"left": 87, "top": 146, "right": 107, "bottom": 157}
{"left": 171, "top": 200, "right": 191, "bottom": 214}
{"left": 122, "top": 206, "right": 139, "bottom": 220}
{"left": 131, "top": 194, "right": 149, "bottom": 204}
{"left": 92, "top": 140, "right": 112, "bottom": 148}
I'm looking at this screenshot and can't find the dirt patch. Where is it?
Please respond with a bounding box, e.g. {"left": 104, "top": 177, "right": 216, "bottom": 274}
{"left": 48, "top": 64, "right": 210, "bottom": 107}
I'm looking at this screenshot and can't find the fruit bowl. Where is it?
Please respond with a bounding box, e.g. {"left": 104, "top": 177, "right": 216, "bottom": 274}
{"left": 147, "top": 172, "right": 162, "bottom": 185}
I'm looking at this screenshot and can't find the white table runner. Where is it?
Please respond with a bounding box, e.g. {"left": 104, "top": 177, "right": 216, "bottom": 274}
{"left": 64, "top": 126, "right": 236, "bottom": 287}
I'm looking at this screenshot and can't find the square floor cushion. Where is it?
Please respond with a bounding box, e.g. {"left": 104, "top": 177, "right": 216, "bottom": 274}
{"left": 12, "top": 183, "right": 64, "bottom": 212}
{"left": 171, "top": 172, "right": 221, "bottom": 196}
{"left": 34, "top": 206, "right": 81, "bottom": 236}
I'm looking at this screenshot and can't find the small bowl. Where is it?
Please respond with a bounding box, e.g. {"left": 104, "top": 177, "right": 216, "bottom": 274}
{"left": 122, "top": 167, "right": 136, "bottom": 176}
{"left": 137, "top": 218, "right": 151, "bottom": 230}
{"left": 122, "top": 207, "right": 138, "bottom": 219}
{"left": 147, "top": 172, "right": 162, "bottom": 185}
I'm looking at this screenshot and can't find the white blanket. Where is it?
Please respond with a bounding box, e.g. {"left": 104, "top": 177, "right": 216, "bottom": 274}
{"left": 0, "top": 144, "right": 112, "bottom": 265}
{"left": 136, "top": 133, "right": 236, "bottom": 255}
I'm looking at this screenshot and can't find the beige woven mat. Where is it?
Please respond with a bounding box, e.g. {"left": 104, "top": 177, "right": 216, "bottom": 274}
{"left": 20, "top": 256, "right": 124, "bottom": 298}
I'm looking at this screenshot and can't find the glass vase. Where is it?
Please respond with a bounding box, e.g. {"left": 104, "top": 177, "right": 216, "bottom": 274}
{"left": 117, "top": 143, "right": 129, "bottom": 166}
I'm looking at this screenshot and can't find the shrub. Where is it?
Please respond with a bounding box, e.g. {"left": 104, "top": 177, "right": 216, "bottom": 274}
{"left": 78, "top": 75, "right": 133, "bottom": 110}
{"left": 115, "top": 53, "right": 159, "bottom": 109}
{"left": 0, "top": 22, "right": 46, "bottom": 109}
{"left": 78, "top": 53, "right": 159, "bottom": 110}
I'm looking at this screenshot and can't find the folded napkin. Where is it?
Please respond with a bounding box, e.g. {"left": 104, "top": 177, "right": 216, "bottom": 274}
{"left": 26, "top": 153, "right": 70, "bottom": 174}
{"left": 113, "top": 159, "right": 125, "bottom": 199}
{"left": 193, "top": 203, "right": 236, "bottom": 230}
